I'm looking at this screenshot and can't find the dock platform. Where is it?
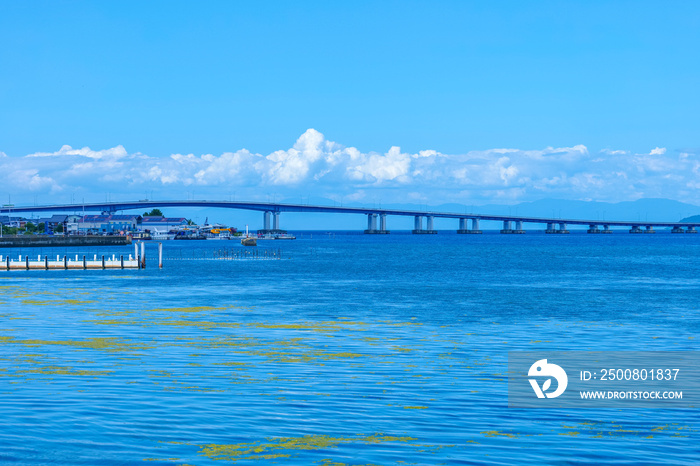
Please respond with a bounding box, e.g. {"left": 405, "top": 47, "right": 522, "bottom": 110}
{"left": 1, "top": 254, "right": 139, "bottom": 271}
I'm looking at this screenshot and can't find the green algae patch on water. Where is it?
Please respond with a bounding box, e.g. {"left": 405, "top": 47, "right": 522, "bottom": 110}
{"left": 20, "top": 299, "right": 96, "bottom": 305}
{"left": 144, "top": 306, "right": 233, "bottom": 313}
{"left": 15, "top": 365, "right": 114, "bottom": 376}
{"left": 0, "top": 336, "right": 152, "bottom": 352}
{"left": 85, "top": 318, "right": 242, "bottom": 330}
{"left": 158, "top": 320, "right": 241, "bottom": 329}
{"left": 317, "top": 461, "right": 381, "bottom": 466}
{"left": 199, "top": 433, "right": 417, "bottom": 462}
{"left": 246, "top": 320, "right": 373, "bottom": 333}
{"left": 94, "top": 310, "right": 136, "bottom": 317}
{"left": 91, "top": 305, "right": 248, "bottom": 320}
{"left": 82, "top": 319, "right": 143, "bottom": 327}
{"left": 481, "top": 431, "right": 519, "bottom": 439}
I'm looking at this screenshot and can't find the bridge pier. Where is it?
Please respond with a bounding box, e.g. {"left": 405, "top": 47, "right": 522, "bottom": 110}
{"left": 457, "top": 218, "right": 467, "bottom": 232}
{"left": 629, "top": 225, "right": 643, "bottom": 234}
{"left": 687, "top": 226, "right": 698, "bottom": 233}
{"left": 501, "top": 220, "right": 525, "bottom": 234}
{"left": 412, "top": 215, "right": 430, "bottom": 234}
{"left": 550, "top": 222, "right": 570, "bottom": 234}
{"left": 457, "top": 217, "right": 482, "bottom": 234}
{"left": 471, "top": 218, "right": 482, "bottom": 234}
{"left": 425, "top": 216, "right": 437, "bottom": 234}
{"left": 644, "top": 225, "right": 655, "bottom": 234}
{"left": 587, "top": 224, "right": 600, "bottom": 234}
{"left": 671, "top": 226, "right": 685, "bottom": 233}
{"left": 515, "top": 220, "right": 525, "bottom": 234}
{"left": 365, "top": 213, "right": 390, "bottom": 234}
{"left": 412, "top": 215, "right": 436, "bottom": 234}
{"left": 369, "top": 213, "right": 377, "bottom": 232}
{"left": 500, "top": 220, "right": 513, "bottom": 234}
{"left": 545, "top": 222, "right": 556, "bottom": 234}
{"left": 412, "top": 215, "right": 422, "bottom": 233}
{"left": 259, "top": 211, "right": 286, "bottom": 234}
{"left": 364, "top": 213, "right": 389, "bottom": 234}
{"left": 602, "top": 224, "right": 612, "bottom": 234}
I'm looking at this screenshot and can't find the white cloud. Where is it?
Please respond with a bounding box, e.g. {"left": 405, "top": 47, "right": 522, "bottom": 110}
{"left": 27, "top": 144, "right": 130, "bottom": 159}
{"left": 0, "top": 130, "right": 696, "bottom": 205}
{"left": 601, "top": 149, "right": 628, "bottom": 155}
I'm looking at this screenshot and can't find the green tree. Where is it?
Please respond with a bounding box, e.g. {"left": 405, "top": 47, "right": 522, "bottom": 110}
{"left": 54, "top": 223, "right": 64, "bottom": 233}
{"left": 144, "top": 208, "right": 164, "bottom": 217}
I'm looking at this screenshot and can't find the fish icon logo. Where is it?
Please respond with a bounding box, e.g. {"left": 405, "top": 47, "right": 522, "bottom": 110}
{"left": 528, "top": 359, "right": 568, "bottom": 398}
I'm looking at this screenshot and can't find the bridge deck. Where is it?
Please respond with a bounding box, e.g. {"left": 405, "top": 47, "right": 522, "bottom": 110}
{"left": 2, "top": 200, "right": 697, "bottom": 228}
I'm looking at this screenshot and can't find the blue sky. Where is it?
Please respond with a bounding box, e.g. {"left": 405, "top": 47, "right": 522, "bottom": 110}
{"left": 1, "top": 1, "right": 699, "bottom": 212}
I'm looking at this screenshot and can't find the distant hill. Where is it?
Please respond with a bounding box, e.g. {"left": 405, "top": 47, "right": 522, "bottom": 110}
{"left": 680, "top": 215, "right": 700, "bottom": 223}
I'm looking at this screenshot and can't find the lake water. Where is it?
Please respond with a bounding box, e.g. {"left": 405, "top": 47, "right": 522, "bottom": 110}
{"left": 0, "top": 231, "right": 698, "bottom": 464}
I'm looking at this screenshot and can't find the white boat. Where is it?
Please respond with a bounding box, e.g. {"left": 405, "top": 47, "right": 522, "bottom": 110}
{"left": 206, "top": 233, "right": 231, "bottom": 240}
{"left": 206, "top": 228, "right": 233, "bottom": 240}
{"left": 257, "top": 233, "right": 296, "bottom": 240}
{"left": 151, "top": 228, "right": 175, "bottom": 240}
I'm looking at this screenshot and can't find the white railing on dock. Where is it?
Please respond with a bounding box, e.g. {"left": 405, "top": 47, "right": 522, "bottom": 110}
{"left": 0, "top": 254, "right": 139, "bottom": 271}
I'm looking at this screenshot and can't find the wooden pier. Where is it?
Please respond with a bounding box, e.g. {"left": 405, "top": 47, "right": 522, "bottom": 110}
{"left": 1, "top": 254, "right": 139, "bottom": 270}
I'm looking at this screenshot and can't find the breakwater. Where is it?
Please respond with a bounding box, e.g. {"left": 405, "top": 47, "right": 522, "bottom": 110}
{"left": 0, "top": 235, "right": 131, "bottom": 248}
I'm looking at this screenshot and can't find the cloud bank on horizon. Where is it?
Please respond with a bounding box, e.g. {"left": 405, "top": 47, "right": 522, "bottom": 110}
{"left": 1, "top": 129, "right": 697, "bottom": 205}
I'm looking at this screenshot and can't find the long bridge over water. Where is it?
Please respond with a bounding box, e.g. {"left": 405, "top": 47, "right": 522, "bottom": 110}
{"left": 3, "top": 200, "right": 699, "bottom": 234}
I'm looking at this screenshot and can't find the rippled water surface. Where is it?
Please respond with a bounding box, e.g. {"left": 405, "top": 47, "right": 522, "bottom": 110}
{"left": 0, "top": 232, "right": 698, "bottom": 464}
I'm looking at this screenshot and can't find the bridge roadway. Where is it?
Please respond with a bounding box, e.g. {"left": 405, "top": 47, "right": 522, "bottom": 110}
{"left": 2, "top": 200, "right": 698, "bottom": 234}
